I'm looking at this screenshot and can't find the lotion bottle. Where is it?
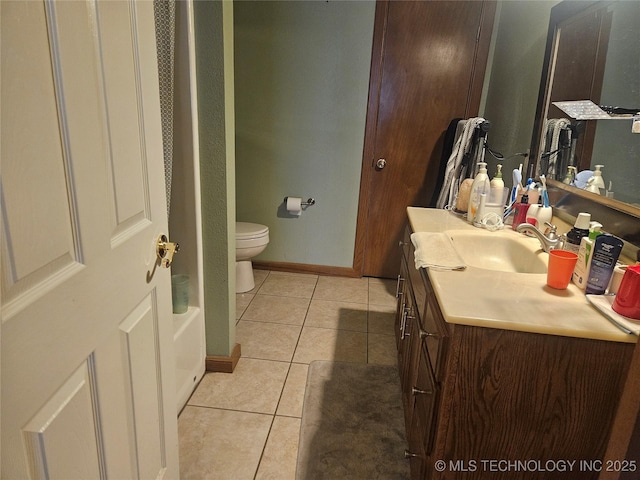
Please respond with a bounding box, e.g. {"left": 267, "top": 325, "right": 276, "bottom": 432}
{"left": 585, "top": 234, "right": 624, "bottom": 295}
{"left": 467, "top": 162, "right": 490, "bottom": 224}
{"left": 489, "top": 164, "right": 504, "bottom": 204}
{"left": 572, "top": 222, "right": 602, "bottom": 290}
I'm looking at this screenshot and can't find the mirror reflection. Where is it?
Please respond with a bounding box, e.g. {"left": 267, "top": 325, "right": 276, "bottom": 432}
{"left": 533, "top": 0, "right": 640, "bottom": 206}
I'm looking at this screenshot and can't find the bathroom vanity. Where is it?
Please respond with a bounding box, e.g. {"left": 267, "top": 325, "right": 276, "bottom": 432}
{"left": 396, "top": 208, "right": 637, "bottom": 480}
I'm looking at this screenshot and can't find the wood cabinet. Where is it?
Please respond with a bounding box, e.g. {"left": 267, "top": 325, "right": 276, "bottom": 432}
{"left": 396, "top": 225, "right": 636, "bottom": 479}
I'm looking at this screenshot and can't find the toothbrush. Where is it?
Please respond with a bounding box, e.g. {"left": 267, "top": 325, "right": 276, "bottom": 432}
{"left": 504, "top": 168, "right": 523, "bottom": 219}
{"left": 510, "top": 168, "right": 522, "bottom": 204}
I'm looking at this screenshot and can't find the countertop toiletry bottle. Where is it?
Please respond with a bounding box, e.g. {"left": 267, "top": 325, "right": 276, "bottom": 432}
{"left": 585, "top": 234, "right": 624, "bottom": 295}
{"left": 572, "top": 222, "right": 602, "bottom": 290}
{"left": 563, "top": 166, "right": 576, "bottom": 184}
{"left": 591, "top": 165, "right": 605, "bottom": 192}
{"left": 468, "top": 162, "right": 490, "bottom": 224}
{"left": 585, "top": 177, "right": 601, "bottom": 194}
{"left": 489, "top": 164, "right": 504, "bottom": 204}
{"left": 564, "top": 212, "right": 591, "bottom": 253}
{"left": 511, "top": 193, "right": 530, "bottom": 230}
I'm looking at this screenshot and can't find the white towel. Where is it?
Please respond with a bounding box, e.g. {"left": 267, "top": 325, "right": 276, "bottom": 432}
{"left": 410, "top": 232, "right": 466, "bottom": 271}
{"left": 586, "top": 294, "right": 640, "bottom": 336}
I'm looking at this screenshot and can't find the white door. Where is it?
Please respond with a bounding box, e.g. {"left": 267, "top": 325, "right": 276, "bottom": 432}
{"left": 1, "top": 1, "right": 179, "bottom": 478}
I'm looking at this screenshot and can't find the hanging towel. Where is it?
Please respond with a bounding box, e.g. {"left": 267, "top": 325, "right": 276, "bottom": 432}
{"left": 436, "top": 117, "right": 486, "bottom": 210}
{"left": 410, "top": 232, "right": 466, "bottom": 271}
{"left": 429, "top": 118, "right": 462, "bottom": 207}
{"left": 543, "top": 118, "right": 571, "bottom": 177}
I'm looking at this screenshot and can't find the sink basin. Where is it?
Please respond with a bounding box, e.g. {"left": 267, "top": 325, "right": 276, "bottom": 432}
{"left": 447, "top": 230, "right": 548, "bottom": 274}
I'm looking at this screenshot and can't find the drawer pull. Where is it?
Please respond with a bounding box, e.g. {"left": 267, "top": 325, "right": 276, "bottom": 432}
{"left": 420, "top": 329, "right": 439, "bottom": 339}
{"left": 400, "top": 310, "right": 407, "bottom": 337}
{"left": 395, "top": 275, "right": 404, "bottom": 298}
{"left": 400, "top": 310, "right": 411, "bottom": 339}
{"left": 412, "top": 386, "right": 431, "bottom": 396}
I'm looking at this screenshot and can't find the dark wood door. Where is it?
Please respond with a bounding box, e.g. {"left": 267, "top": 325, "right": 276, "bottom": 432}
{"left": 548, "top": 5, "right": 612, "bottom": 173}
{"left": 356, "top": 0, "right": 495, "bottom": 278}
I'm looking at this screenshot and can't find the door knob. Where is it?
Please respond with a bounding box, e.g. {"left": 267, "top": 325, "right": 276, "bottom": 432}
{"left": 157, "top": 234, "right": 179, "bottom": 268}
{"left": 376, "top": 158, "right": 386, "bottom": 169}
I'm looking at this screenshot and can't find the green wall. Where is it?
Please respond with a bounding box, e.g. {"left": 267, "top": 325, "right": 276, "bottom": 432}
{"left": 234, "top": 1, "right": 375, "bottom": 268}
{"left": 194, "top": 0, "right": 236, "bottom": 357}
{"left": 481, "top": 0, "right": 558, "bottom": 185}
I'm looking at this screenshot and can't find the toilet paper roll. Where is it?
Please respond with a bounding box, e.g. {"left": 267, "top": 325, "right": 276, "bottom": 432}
{"left": 286, "top": 196, "right": 303, "bottom": 216}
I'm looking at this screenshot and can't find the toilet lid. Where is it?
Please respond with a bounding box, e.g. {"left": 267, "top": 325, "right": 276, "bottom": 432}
{"left": 236, "top": 222, "right": 269, "bottom": 240}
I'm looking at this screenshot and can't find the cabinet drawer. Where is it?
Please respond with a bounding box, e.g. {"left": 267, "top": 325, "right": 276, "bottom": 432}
{"left": 407, "top": 238, "right": 428, "bottom": 320}
{"left": 402, "top": 225, "right": 412, "bottom": 261}
{"left": 406, "top": 238, "right": 448, "bottom": 382}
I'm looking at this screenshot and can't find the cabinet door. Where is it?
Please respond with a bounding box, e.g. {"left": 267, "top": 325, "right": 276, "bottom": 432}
{"left": 405, "top": 416, "right": 426, "bottom": 480}
{"left": 413, "top": 344, "right": 439, "bottom": 457}
{"left": 405, "top": 341, "right": 439, "bottom": 479}
{"left": 422, "top": 289, "right": 449, "bottom": 382}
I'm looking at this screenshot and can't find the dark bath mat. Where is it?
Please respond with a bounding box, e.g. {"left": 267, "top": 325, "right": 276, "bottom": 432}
{"left": 296, "top": 361, "right": 409, "bottom": 479}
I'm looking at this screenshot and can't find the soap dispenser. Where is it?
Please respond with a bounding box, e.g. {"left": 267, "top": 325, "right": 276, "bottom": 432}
{"left": 591, "top": 165, "right": 605, "bottom": 191}
{"left": 489, "top": 164, "right": 504, "bottom": 204}
{"left": 467, "top": 162, "right": 490, "bottom": 224}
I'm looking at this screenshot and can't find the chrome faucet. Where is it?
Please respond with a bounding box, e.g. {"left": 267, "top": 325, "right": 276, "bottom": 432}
{"left": 515, "top": 222, "right": 565, "bottom": 252}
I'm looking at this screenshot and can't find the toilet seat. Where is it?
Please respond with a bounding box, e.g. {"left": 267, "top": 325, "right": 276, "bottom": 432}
{"left": 236, "top": 222, "right": 269, "bottom": 240}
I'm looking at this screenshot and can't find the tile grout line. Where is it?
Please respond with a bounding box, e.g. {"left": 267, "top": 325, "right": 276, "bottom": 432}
{"left": 253, "top": 271, "right": 318, "bottom": 479}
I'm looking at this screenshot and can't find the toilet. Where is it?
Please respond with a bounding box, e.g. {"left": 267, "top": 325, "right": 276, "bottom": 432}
{"left": 236, "top": 222, "right": 269, "bottom": 293}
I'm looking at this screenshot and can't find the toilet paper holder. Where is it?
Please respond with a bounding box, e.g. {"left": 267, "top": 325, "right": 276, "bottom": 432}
{"left": 284, "top": 197, "right": 315, "bottom": 207}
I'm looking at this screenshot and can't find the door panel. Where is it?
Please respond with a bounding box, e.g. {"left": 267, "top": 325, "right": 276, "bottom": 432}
{"left": 119, "top": 293, "right": 166, "bottom": 480}
{"left": 1, "top": 0, "right": 85, "bottom": 318}
{"left": 99, "top": 1, "right": 152, "bottom": 238}
{"left": 1, "top": 1, "right": 178, "bottom": 478}
{"left": 360, "top": 1, "right": 494, "bottom": 278}
{"left": 22, "top": 361, "right": 103, "bottom": 480}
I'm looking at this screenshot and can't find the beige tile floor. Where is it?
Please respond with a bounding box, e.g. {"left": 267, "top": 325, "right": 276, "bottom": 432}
{"left": 178, "top": 270, "right": 399, "bottom": 479}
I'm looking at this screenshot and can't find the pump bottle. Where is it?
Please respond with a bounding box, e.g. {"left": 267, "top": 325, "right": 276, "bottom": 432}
{"left": 467, "top": 162, "right": 490, "bottom": 224}
{"left": 489, "top": 164, "right": 504, "bottom": 204}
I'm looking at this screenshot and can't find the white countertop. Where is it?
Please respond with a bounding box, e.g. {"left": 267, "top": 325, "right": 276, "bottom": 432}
{"left": 407, "top": 207, "right": 637, "bottom": 344}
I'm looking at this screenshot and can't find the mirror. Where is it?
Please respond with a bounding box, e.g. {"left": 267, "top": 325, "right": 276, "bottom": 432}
{"left": 529, "top": 0, "right": 640, "bottom": 247}
{"left": 531, "top": 0, "right": 639, "bottom": 203}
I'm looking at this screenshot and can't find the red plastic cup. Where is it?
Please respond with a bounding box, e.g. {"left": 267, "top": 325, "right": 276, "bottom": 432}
{"left": 612, "top": 265, "right": 640, "bottom": 319}
{"left": 547, "top": 250, "right": 578, "bottom": 289}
